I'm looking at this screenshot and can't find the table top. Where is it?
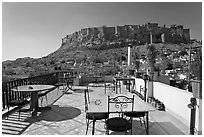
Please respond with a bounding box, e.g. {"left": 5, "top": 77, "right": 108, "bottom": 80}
{"left": 12, "top": 85, "right": 55, "bottom": 92}
{"left": 87, "top": 92, "right": 155, "bottom": 113}
{"left": 114, "top": 77, "right": 135, "bottom": 81}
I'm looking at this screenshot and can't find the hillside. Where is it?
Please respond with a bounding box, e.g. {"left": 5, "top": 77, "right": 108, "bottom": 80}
{"left": 2, "top": 24, "right": 202, "bottom": 82}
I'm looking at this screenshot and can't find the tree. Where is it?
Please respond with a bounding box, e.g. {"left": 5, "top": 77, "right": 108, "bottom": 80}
{"left": 60, "top": 60, "right": 66, "bottom": 64}
{"left": 146, "top": 44, "right": 157, "bottom": 72}
{"left": 121, "top": 56, "right": 126, "bottom": 61}
{"left": 191, "top": 49, "right": 202, "bottom": 80}
{"left": 134, "top": 60, "right": 140, "bottom": 71}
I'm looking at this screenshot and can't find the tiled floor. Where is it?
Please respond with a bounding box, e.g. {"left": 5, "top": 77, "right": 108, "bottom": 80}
{"left": 2, "top": 84, "right": 190, "bottom": 135}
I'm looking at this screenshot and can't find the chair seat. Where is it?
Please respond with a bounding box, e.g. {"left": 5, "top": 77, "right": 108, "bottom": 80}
{"left": 8, "top": 99, "right": 29, "bottom": 106}
{"left": 106, "top": 117, "right": 131, "bottom": 132}
{"left": 54, "top": 83, "right": 64, "bottom": 87}
{"left": 124, "top": 111, "right": 146, "bottom": 117}
{"left": 38, "top": 92, "right": 48, "bottom": 97}
{"left": 86, "top": 112, "right": 109, "bottom": 120}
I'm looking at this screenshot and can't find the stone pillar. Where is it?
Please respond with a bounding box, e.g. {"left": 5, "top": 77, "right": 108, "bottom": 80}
{"left": 161, "top": 33, "right": 165, "bottom": 43}
{"left": 150, "top": 32, "right": 153, "bottom": 44}
{"left": 115, "top": 26, "right": 118, "bottom": 35}
{"left": 128, "top": 46, "right": 132, "bottom": 66}
{"left": 147, "top": 72, "right": 154, "bottom": 98}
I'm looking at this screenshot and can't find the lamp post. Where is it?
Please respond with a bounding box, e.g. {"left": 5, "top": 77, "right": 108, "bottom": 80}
{"left": 188, "top": 44, "right": 192, "bottom": 92}
{"left": 143, "top": 74, "right": 149, "bottom": 102}
{"left": 187, "top": 97, "right": 197, "bottom": 135}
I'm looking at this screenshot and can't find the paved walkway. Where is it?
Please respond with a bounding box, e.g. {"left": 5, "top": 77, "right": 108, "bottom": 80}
{"left": 2, "top": 84, "right": 189, "bottom": 135}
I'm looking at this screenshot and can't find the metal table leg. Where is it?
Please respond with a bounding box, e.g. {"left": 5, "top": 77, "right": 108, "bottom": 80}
{"left": 146, "top": 112, "right": 149, "bottom": 135}
{"left": 92, "top": 119, "right": 96, "bottom": 135}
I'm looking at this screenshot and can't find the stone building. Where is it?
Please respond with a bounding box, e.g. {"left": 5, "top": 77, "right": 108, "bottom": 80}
{"left": 61, "top": 22, "right": 190, "bottom": 45}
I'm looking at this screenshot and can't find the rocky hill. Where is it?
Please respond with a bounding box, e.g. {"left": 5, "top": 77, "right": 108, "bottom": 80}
{"left": 2, "top": 23, "right": 202, "bottom": 82}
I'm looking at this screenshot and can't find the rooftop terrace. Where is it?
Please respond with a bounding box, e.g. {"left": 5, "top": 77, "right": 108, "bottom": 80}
{"left": 2, "top": 83, "right": 190, "bottom": 135}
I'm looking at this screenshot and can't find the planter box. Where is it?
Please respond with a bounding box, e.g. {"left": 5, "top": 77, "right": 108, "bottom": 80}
{"left": 191, "top": 80, "right": 202, "bottom": 99}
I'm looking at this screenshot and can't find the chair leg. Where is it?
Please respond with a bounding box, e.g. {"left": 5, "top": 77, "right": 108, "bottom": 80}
{"left": 45, "top": 95, "right": 48, "bottom": 105}
{"left": 7, "top": 107, "right": 9, "bottom": 120}
{"left": 40, "top": 97, "right": 43, "bottom": 107}
{"left": 18, "top": 106, "right": 20, "bottom": 121}
{"left": 131, "top": 117, "right": 133, "bottom": 134}
{"left": 86, "top": 119, "right": 89, "bottom": 135}
{"left": 56, "top": 87, "right": 59, "bottom": 94}
{"left": 106, "top": 129, "right": 109, "bottom": 135}
{"left": 104, "top": 84, "right": 106, "bottom": 94}
{"left": 139, "top": 117, "right": 143, "bottom": 126}
{"left": 87, "top": 90, "right": 90, "bottom": 104}
{"left": 92, "top": 119, "right": 96, "bottom": 135}
{"left": 105, "top": 123, "right": 109, "bottom": 135}
{"left": 142, "top": 117, "right": 147, "bottom": 133}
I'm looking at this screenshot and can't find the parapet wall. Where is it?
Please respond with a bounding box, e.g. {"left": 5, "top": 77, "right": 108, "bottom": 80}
{"left": 134, "top": 78, "right": 201, "bottom": 133}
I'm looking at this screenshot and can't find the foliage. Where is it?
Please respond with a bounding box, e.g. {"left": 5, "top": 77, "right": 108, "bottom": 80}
{"left": 2, "top": 34, "right": 202, "bottom": 83}
{"left": 146, "top": 44, "right": 158, "bottom": 72}
{"left": 92, "top": 57, "right": 104, "bottom": 64}
{"left": 191, "top": 49, "right": 202, "bottom": 80}
{"left": 50, "top": 60, "right": 55, "bottom": 65}
{"left": 60, "top": 60, "right": 66, "bottom": 64}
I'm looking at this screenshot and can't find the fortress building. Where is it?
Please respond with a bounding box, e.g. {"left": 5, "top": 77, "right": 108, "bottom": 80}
{"left": 62, "top": 22, "right": 190, "bottom": 45}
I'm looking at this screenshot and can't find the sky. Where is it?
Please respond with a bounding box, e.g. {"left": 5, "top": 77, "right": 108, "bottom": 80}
{"left": 2, "top": 2, "right": 202, "bottom": 61}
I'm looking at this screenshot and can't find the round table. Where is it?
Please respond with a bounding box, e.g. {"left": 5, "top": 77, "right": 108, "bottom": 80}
{"left": 12, "top": 85, "right": 55, "bottom": 116}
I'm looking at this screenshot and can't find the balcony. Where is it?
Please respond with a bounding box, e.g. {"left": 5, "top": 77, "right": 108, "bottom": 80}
{"left": 2, "top": 72, "right": 201, "bottom": 135}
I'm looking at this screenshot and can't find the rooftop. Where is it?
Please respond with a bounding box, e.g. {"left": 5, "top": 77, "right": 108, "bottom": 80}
{"left": 2, "top": 83, "right": 190, "bottom": 135}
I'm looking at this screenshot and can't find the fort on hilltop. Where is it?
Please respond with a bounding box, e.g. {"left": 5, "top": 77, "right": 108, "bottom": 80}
{"left": 62, "top": 22, "right": 190, "bottom": 45}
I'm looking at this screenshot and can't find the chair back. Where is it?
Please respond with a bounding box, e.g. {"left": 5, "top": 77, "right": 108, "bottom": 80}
{"left": 108, "top": 95, "right": 134, "bottom": 117}
{"left": 84, "top": 87, "right": 90, "bottom": 112}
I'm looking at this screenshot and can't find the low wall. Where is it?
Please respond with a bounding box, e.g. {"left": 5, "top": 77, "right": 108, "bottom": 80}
{"left": 134, "top": 78, "right": 194, "bottom": 129}
{"left": 158, "top": 75, "right": 170, "bottom": 85}
{"left": 153, "top": 82, "right": 192, "bottom": 126}
{"left": 133, "top": 78, "right": 145, "bottom": 92}
{"left": 81, "top": 76, "right": 94, "bottom": 83}
{"left": 80, "top": 75, "right": 105, "bottom": 84}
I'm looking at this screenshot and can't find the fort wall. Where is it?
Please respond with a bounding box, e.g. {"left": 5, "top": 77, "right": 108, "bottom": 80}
{"left": 61, "top": 22, "right": 191, "bottom": 45}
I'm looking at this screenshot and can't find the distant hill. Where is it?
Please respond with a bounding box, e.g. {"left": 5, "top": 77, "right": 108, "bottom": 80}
{"left": 2, "top": 24, "right": 202, "bottom": 82}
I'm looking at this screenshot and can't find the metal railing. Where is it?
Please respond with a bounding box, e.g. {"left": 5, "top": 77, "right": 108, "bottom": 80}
{"left": 2, "top": 70, "right": 77, "bottom": 111}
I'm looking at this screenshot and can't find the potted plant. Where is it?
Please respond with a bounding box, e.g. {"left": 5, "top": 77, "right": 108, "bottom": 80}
{"left": 190, "top": 49, "right": 202, "bottom": 99}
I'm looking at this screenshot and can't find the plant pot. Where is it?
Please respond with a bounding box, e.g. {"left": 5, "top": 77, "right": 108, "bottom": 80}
{"left": 191, "top": 80, "right": 202, "bottom": 99}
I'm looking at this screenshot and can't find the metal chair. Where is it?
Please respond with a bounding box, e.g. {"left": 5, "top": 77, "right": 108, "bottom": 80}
{"left": 38, "top": 91, "right": 48, "bottom": 107}
{"left": 84, "top": 87, "right": 109, "bottom": 135}
{"left": 124, "top": 111, "right": 147, "bottom": 134}
{"left": 104, "top": 76, "right": 120, "bottom": 94}
{"left": 7, "top": 86, "right": 30, "bottom": 121}
{"left": 105, "top": 95, "right": 134, "bottom": 135}
{"left": 38, "top": 86, "right": 56, "bottom": 106}
{"left": 63, "top": 73, "right": 74, "bottom": 93}
{"left": 54, "top": 83, "right": 64, "bottom": 94}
